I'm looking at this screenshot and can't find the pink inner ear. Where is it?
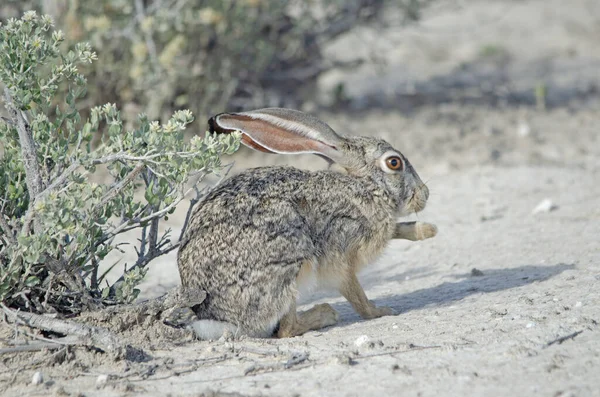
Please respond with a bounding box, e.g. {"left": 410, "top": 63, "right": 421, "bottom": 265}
{"left": 218, "top": 115, "right": 340, "bottom": 160}
{"left": 241, "top": 135, "right": 275, "bottom": 153}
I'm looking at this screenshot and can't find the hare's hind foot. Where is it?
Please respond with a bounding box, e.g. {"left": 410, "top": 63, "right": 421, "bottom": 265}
{"left": 393, "top": 221, "right": 438, "bottom": 241}
{"left": 340, "top": 272, "right": 395, "bottom": 320}
{"left": 277, "top": 303, "right": 339, "bottom": 338}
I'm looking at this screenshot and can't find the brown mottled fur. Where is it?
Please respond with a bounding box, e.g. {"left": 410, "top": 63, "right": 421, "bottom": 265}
{"left": 178, "top": 117, "right": 434, "bottom": 339}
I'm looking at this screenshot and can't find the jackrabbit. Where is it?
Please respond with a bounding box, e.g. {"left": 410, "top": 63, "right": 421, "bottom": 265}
{"left": 177, "top": 108, "right": 437, "bottom": 339}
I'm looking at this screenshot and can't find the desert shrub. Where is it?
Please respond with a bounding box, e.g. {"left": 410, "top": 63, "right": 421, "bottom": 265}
{"left": 0, "top": 12, "right": 240, "bottom": 314}
{"left": 0, "top": 0, "right": 428, "bottom": 122}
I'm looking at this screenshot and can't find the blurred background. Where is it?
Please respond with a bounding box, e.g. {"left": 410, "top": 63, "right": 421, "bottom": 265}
{"left": 1, "top": 0, "right": 598, "bottom": 174}
{"left": 2, "top": 0, "right": 599, "bottom": 294}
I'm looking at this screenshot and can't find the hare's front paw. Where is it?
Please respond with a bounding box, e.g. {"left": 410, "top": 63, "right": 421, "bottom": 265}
{"left": 364, "top": 306, "right": 395, "bottom": 319}
{"left": 415, "top": 222, "right": 438, "bottom": 240}
{"left": 393, "top": 221, "right": 438, "bottom": 241}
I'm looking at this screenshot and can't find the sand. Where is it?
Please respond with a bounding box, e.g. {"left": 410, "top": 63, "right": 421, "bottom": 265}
{"left": 1, "top": 0, "right": 599, "bottom": 396}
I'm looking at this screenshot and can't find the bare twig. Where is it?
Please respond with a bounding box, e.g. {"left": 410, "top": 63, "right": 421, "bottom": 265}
{"left": 0, "top": 343, "right": 65, "bottom": 354}
{"left": 0, "top": 213, "right": 16, "bottom": 245}
{"left": 0, "top": 116, "right": 15, "bottom": 126}
{"left": 110, "top": 286, "right": 205, "bottom": 317}
{"left": 244, "top": 352, "right": 310, "bottom": 376}
{"left": 356, "top": 344, "right": 442, "bottom": 359}
{"left": 179, "top": 163, "right": 234, "bottom": 244}
{"left": 283, "top": 352, "right": 309, "bottom": 369}
{"left": 0, "top": 332, "right": 79, "bottom": 354}
{"left": 93, "top": 163, "right": 145, "bottom": 213}
{"left": 545, "top": 330, "right": 583, "bottom": 347}
{"left": 134, "top": 0, "right": 159, "bottom": 70}
{"left": 77, "top": 286, "right": 206, "bottom": 326}
{"left": 3, "top": 88, "right": 44, "bottom": 199}
{"left": 3, "top": 87, "right": 44, "bottom": 235}
{"left": 1, "top": 303, "right": 126, "bottom": 357}
{"left": 21, "top": 161, "right": 82, "bottom": 235}
{"left": 147, "top": 218, "right": 160, "bottom": 254}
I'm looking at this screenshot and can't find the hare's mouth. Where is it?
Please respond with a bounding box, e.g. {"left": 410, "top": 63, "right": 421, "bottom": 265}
{"left": 406, "top": 184, "right": 429, "bottom": 214}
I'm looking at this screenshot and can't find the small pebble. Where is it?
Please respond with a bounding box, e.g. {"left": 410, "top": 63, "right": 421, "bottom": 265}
{"left": 354, "top": 335, "right": 370, "bottom": 347}
{"left": 96, "top": 374, "right": 109, "bottom": 389}
{"left": 517, "top": 122, "right": 531, "bottom": 137}
{"left": 526, "top": 322, "right": 535, "bottom": 328}
{"left": 331, "top": 354, "right": 355, "bottom": 366}
{"left": 532, "top": 198, "right": 558, "bottom": 214}
{"left": 575, "top": 301, "right": 583, "bottom": 308}
{"left": 31, "top": 371, "right": 43, "bottom": 385}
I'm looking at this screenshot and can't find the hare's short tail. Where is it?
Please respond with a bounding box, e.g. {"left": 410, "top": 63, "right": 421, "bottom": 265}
{"left": 190, "top": 319, "right": 239, "bottom": 340}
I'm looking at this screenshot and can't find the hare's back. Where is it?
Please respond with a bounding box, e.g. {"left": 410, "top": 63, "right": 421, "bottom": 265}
{"left": 178, "top": 167, "right": 317, "bottom": 286}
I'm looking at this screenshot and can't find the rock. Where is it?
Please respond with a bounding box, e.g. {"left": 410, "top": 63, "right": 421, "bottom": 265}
{"left": 331, "top": 354, "right": 355, "bottom": 366}
{"left": 532, "top": 198, "right": 558, "bottom": 214}
{"left": 354, "top": 335, "right": 370, "bottom": 347}
{"left": 96, "top": 374, "right": 109, "bottom": 389}
{"left": 31, "top": 371, "right": 43, "bottom": 385}
{"left": 517, "top": 121, "right": 531, "bottom": 137}
{"left": 471, "top": 268, "right": 484, "bottom": 277}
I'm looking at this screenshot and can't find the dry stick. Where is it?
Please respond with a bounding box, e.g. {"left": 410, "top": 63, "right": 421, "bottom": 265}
{"left": 0, "top": 342, "right": 66, "bottom": 354}
{"left": 93, "top": 163, "right": 145, "bottom": 213}
{"left": 356, "top": 344, "right": 442, "bottom": 360}
{"left": 109, "top": 185, "right": 193, "bottom": 285}
{"left": 238, "top": 346, "right": 442, "bottom": 380}
{"left": 283, "top": 352, "right": 309, "bottom": 369}
{"left": 545, "top": 330, "right": 583, "bottom": 347}
{"left": 0, "top": 214, "right": 16, "bottom": 245}
{"left": 3, "top": 88, "right": 44, "bottom": 236}
{"left": 178, "top": 185, "right": 203, "bottom": 242}
{"left": 243, "top": 352, "right": 310, "bottom": 376}
{"left": 3, "top": 88, "right": 44, "bottom": 201}
{"left": 1, "top": 304, "right": 125, "bottom": 358}
{"left": 79, "top": 286, "right": 206, "bottom": 322}
{"left": 134, "top": 0, "right": 159, "bottom": 68}
{"left": 1, "top": 287, "right": 206, "bottom": 359}
{"left": 177, "top": 163, "right": 234, "bottom": 245}
{"left": 146, "top": 169, "right": 160, "bottom": 258}
{"left": 21, "top": 150, "right": 194, "bottom": 234}
{"left": 0, "top": 115, "right": 15, "bottom": 126}
{"left": 125, "top": 356, "right": 230, "bottom": 383}
{"left": 21, "top": 162, "right": 81, "bottom": 235}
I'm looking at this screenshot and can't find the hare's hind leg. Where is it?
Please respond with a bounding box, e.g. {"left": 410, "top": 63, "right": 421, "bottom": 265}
{"left": 340, "top": 272, "right": 394, "bottom": 319}
{"left": 277, "top": 301, "right": 339, "bottom": 338}
{"left": 393, "top": 221, "right": 437, "bottom": 241}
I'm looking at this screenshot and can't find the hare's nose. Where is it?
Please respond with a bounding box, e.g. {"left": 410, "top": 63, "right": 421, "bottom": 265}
{"left": 422, "top": 184, "right": 430, "bottom": 201}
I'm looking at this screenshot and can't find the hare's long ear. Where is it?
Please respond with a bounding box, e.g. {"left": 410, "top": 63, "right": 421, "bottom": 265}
{"left": 208, "top": 108, "right": 344, "bottom": 162}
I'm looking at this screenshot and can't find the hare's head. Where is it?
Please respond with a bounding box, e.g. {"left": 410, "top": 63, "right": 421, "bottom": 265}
{"left": 208, "top": 108, "right": 429, "bottom": 216}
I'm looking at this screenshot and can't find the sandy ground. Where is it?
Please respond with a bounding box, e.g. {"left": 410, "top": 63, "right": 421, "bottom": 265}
{"left": 1, "top": 0, "right": 600, "bottom": 396}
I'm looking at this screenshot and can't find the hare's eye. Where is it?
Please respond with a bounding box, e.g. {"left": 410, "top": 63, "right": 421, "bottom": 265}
{"left": 385, "top": 156, "right": 404, "bottom": 171}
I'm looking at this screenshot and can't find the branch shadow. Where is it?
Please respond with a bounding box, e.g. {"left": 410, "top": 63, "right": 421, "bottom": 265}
{"left": 327, "top": 263, "right": 575, "bottom": 324}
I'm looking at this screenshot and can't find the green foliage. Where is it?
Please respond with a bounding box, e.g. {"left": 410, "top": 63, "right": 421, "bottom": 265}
{"left": 0, "top": 12, "right": 240, "bottom": 313}
{"left": 0, "top": 0, "right": 409, "bottom": 121}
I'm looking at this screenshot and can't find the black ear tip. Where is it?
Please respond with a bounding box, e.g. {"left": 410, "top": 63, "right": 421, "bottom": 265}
{"left": 207, "top": 114, "right": 219, "bottom": 133}
{"left": 208, "top": 112, "right": 235, "bottom": 134}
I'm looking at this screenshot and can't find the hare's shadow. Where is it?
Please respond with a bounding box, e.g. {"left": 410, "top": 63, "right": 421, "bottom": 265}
{"left": 303, "top": 263, "right": 575, "bottom": 325}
